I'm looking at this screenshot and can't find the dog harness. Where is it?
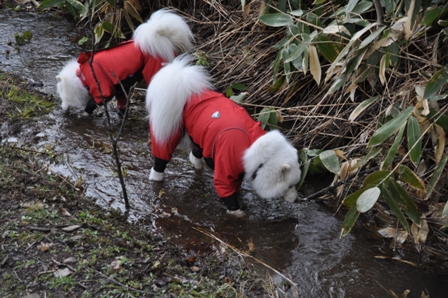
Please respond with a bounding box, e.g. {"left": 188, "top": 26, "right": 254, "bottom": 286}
{"left": 150, "top": 90, "right": 266, "bottom": 201}
{"left": 76, "top": 40, "right": 167, "bottom": 112}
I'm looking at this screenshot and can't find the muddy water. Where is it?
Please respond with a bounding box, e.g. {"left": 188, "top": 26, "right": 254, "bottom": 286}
{"left": 1, "top": 8, "right": 447, "bottom": 297}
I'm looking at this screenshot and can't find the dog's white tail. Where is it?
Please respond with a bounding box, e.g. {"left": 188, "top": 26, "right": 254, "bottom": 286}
{"left": 134, "top": 8, "right": 194, "bottom": 62}
{"left": 146, "top": 54, "right": 213, "bottom": 144}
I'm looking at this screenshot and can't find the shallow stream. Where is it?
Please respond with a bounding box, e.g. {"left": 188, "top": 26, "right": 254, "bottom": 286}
{"left": 1, "top": 8, "right": 447, "bottom": 297}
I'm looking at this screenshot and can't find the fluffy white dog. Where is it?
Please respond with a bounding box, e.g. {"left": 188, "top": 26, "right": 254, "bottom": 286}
{"left": 56, "top": 9, "right": 194, "bottom": 114}
{"left": 146, "top": 55, "right": 301, "bottom": 216}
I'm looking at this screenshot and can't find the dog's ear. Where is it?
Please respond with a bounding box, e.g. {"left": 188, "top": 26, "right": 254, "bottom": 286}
{"left": 56, "top": 75, "right": 61, "bottom": 82}
{"left": 280, "top": 164, "right": 291, "bottom": 180}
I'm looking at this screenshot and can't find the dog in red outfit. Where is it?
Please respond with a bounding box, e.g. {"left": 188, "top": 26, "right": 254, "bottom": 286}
{"left": 146, "top": 55, "right": 302, "bottom": 216}
{"left": 56, "top": 9, "right": 194, "bottom": 115}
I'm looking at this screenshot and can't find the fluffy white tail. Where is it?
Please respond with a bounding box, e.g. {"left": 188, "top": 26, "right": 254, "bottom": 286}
{"left": 134, "top": 8, "right": 194, "bottom": 62}
{"left": 146, "top": 54, "right": 213, "bottom": 144}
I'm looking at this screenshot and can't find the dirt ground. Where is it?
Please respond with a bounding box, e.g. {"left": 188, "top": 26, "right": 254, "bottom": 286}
{"left": 0, "top": 73, "right": 287, "bottom": 297}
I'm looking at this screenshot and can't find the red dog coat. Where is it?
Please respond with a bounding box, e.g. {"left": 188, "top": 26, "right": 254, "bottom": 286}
{"left": 151, "top": 89, "right": 266, "bottom": 199}
{"left": 76, "top": 40, "right": 166, "bottom": 111}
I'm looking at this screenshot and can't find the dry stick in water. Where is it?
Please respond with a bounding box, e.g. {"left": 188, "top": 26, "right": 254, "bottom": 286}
{"left": 86, "top": 21, "right": 130, "bottom": 210}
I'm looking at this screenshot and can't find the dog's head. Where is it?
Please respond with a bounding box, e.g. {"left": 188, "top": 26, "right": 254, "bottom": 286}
{"left": 243, "top": 130, "right": 301, "bottom": 203}
{"left": 56, "top": 60, "right": 89, "bottom": 111}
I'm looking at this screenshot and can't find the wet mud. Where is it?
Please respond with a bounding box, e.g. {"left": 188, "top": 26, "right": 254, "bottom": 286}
{"left": 1, "top": 8, "right": 447, "bottom": 297}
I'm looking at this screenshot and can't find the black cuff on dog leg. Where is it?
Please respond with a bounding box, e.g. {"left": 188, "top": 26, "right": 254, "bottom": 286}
{"left": 192, "top": 144, "right": 203, "bottom": 159}
{"left": 84, "top": 97, "right": 97, "bottom": 114}
{"left": 222, "top": 194, "right": 240, "bottom": 211}
{"left": 153, "top": 157, "right": 169, "bottom": 173}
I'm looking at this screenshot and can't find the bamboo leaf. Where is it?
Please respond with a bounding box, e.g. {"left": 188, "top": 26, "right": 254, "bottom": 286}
{"left": 342, "top": 187, "right": 368, "bottom": 208}
{"left": 359, "top": 26, "right": 386, "bottom": 49}
{"left": 382, "top": 178, "right": 411, "bottom": 232}
{"left": 354, "top": 147, "right": 381, "bottom": 169}
{"left": 124, "top": 1, "right": 143, "bottom": 23}
{"left": 404, "top": 0, "right": 416, "bottom": 40}
{"left": 340, "top": 205, "right": 360, "bottom": 238}
{"left": 308, "top": 45, "right": 321, "bottom": 85}
{"left": 426, "top": 154, "right": 448, "bottom": 199}
{"left": 349, "top": 96, "right": 379, "bottom": 121}
{"left": 259, "top": 13, "right": 293, "bottom": 27}
{"left": 434, "top": 124, "right": 446, "bottom": 164}
{"left": 423, "top": 68, "right": 448, "bottom": 100}
{"left": 38, "top": 0, "right": 65, "bottom": 8}
{"left": 362, "top": 170, "right": 391, "bottom": 188}
{"left": 407, "top": 116, "right": 422, "bottom": 165}
{"left": 398, "top": 165, "right": 426, "bottom": 191}
{"left": 346, "top": 0, "right": 360, "bottom": 16}
{"left": 442, "top": 201, "right": 448, "bottom": 218}
{"left": 368, "top": 106, "right": 414, "bottom": 147}
{"left": 314, "top": 34, "right": 340, "bottom": 62}
{"left": 379, "top": 54, "right": 387, "bottom": 85}
{"left": 385, "top": 178, "right": 421, "bottom": 226}
{"left": 356, "top": 187, "right": 381, "bottom": 213}
{"left": 285, "top": 39, "right": 308, "bottom": 63}
{"left": 319, "top": 150, "right": 340, "bottom": 174}
{"left": 381, "top": 124, "right": 406, "bottom": 170}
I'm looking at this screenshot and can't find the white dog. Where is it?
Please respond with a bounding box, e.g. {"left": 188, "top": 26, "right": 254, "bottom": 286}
{"left": 56, "top": 9, "right": 194, "bottom": 114}
{"left": 146, "top": 55, "right": 301, "bottom": 216}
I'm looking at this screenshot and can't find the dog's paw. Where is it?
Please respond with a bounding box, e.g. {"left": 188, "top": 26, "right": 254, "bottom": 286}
{"left": 189, "top": 151, "right": 203, "bottom": 170}
{"left": 81, "top": 111, "right": 92, "bottom": 117}
{"left": 149, "top": 168, "right": 164, "bottom": 181}
{"left": 226, "top": 209, "right": 246, "bottom": 218}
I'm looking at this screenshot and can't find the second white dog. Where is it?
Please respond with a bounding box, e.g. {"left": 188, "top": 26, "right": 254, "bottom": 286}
{"left": 56, "top": 9, "right": 194, "bottom": 114}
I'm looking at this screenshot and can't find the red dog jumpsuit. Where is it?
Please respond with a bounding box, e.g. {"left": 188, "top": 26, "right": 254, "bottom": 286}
{"left": 76, "top": 40, "right": 166, "bottom": 113}
{"left": 151, "top": 90, "right": 266, "bottom": 210}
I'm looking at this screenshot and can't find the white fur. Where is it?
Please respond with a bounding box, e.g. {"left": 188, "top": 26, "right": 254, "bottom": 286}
{"left": 146, "top": 54, "right": 213, "bottom": 144}
{"left": 56, "top": 59, "right": 90, "bottom": 111}
{"left": 189, "top": 151, "right": 204, "bottom": 170}
{"left": 149, "top": 168, "right": 164, "bottom": 181}
{"left": 243, "top": 130, "right": 301, "bottom": 202}
{"left": 134, "top": 8, "right": 194, "bottom": 62}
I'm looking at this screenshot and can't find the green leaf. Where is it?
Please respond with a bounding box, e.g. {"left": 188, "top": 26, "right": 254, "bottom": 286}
{"left": 66, "top": 0, "right": 83, "bottom": 10}
{"left": 426, "top": 154, "right": 448, "bottom": 199}
{"left": 381, "top": 123, "right": 405, "bottom": 170}
{"left": 290, "top": 9, "right": 304, "bottom": 17}
{"left": 259, "top": 13, "right": 293, "bottom": 27}
{"left": 345, "top": 47, "right": 367, "bottom": 77}
{"left": 352, "top": 1, "right": 373, "bottom": 14}
{"left": 346, "top": 0, "right": 360, "bottom": 16}
{"left": 398, "top": 165, "right": 425, "bottom": 191}
{"left": 424, "top": 68, "right": 448, "bottom": 100}
{"left": 368, "top": 106, "right": 414, "bottom": 147}
{"left": 285, "top": 37, "right": 309, "bottom": 63}
{"left": 319, "top": 150, "right": 340, "bottom": 174}
{"left": 407, "top": 116, "right": 422, "bottom": 165}
{"left": 354, "top": 147, "right": 381, "bottom": 170}
{"left": 258, "top": 107, "right": 271, "bottom": 129}
{"left": 230, "top": 92, "right": 248, "bottom": 104}
{"left": 314, "top": 34, "right": 340, "bottom": 63}
{"left": 78, "top": 36, "right": 88, "bottom": 46}
{"left": 359, "top": 26, "right": 386, "bottom": 49}
{"left": 342, "top": 187, "right": 368, "bottom": 208}
{"left": 340, "top": 205, "right": 360, "bottom": 238}
{"left": 356, "top": 187, "right": 381, "bottom": 213}
{"left": 22, "top": 31, "right": 33, "bottom": 41}
{"left": 382, "top": 178, "right": 410, "bottom": 232}
{"left": 423, "top": 6, "right": 443, "bottom": 26}
{"left": 443, "top": 201, "right": 448, "bottom": 218}
{"left": 38, "top": 0, "right": 65, "bottom": 9}
{"left": 384, "top": 178, "right": 421, "bottom": 226}
{"left": 362, "top": 170, "right": 391, "bottom": 188}
{"left": 348, "top": 96, "right": 379, "bottom": 121}
{"left": 230, "top": 83, "right": 247, "bottom": 91}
